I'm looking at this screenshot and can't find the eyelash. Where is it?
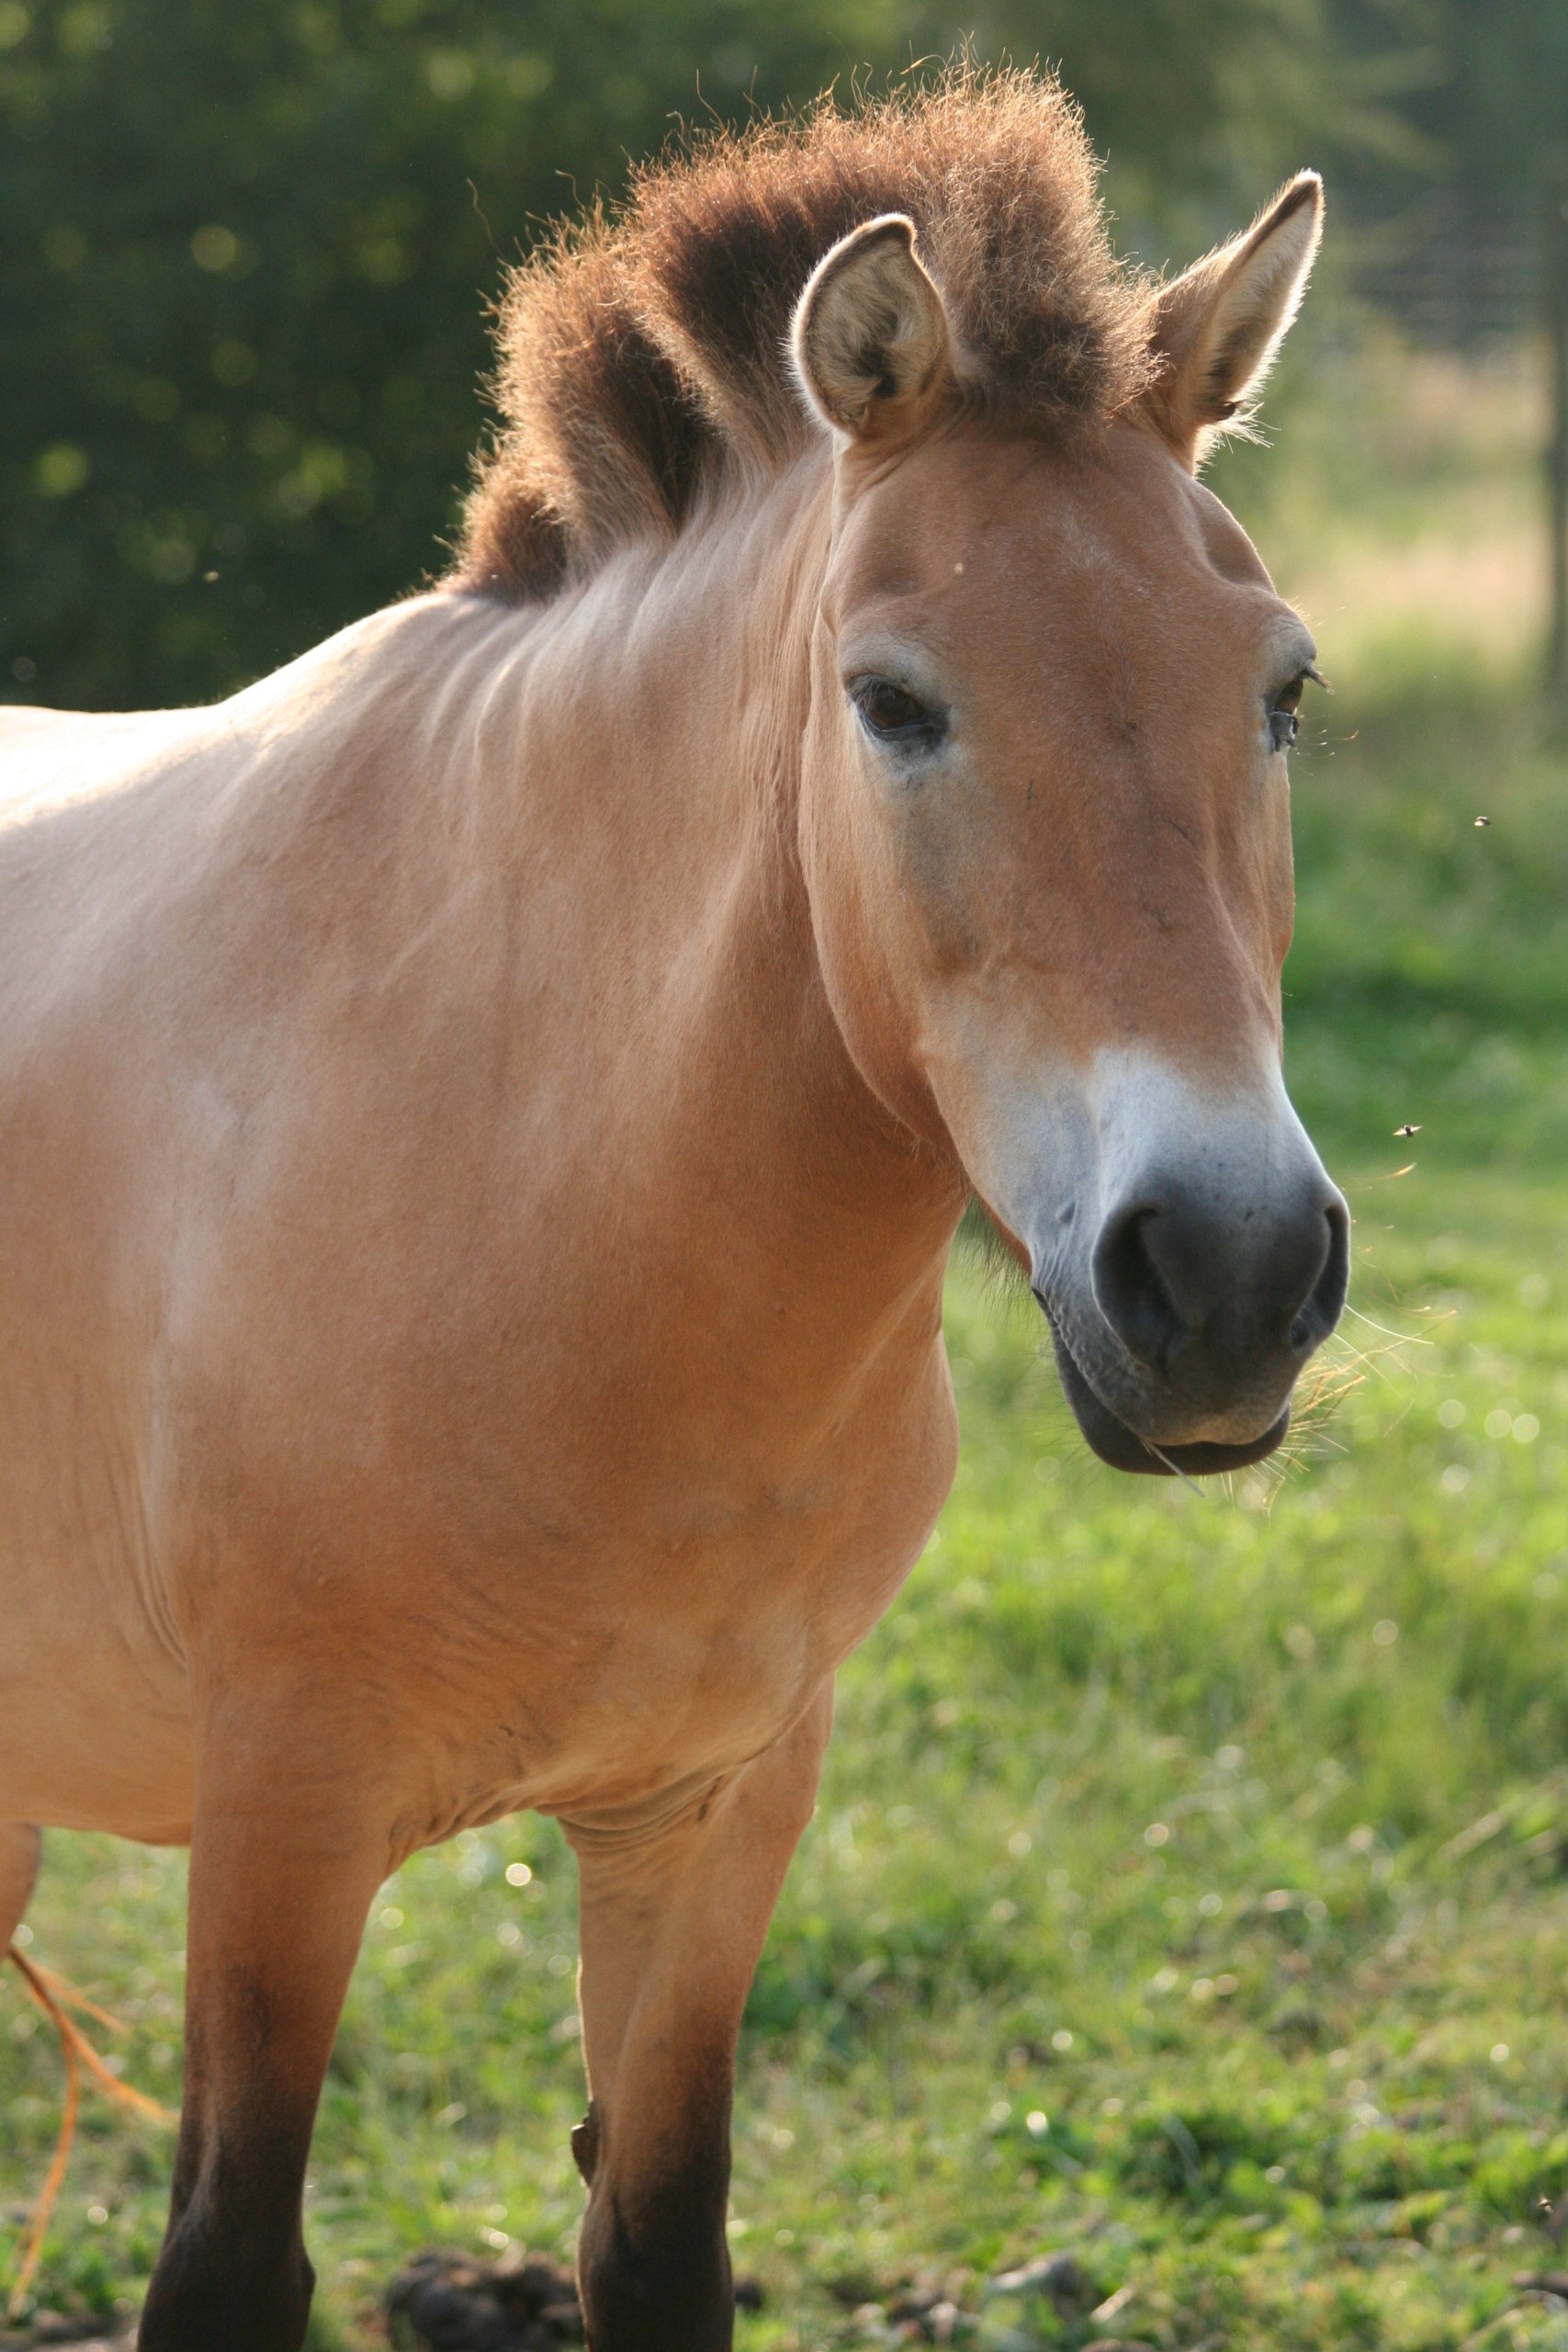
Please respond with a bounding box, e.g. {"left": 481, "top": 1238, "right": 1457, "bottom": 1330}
{"left": 851, "top": 677, "right": 948, "bottom": 752}
{"left": 1268, "top": 667, "right": 1319, "bottom": 755}
{"left": 1269, "top": 700, "right": 1300, "bottom": 754}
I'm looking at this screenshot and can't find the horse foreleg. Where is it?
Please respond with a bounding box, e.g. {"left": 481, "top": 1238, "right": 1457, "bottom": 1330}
{"left": 136, "top": 1749, "right": 389, "bottom": 2352}
{"left": 567, "top": 1684, "right": 833, "bottom": 2352}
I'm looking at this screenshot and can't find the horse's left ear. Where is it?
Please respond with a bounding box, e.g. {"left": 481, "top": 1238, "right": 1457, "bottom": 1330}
{"left": 792, "top": 214, "right": 955, "bottom": 440}
{"left": 1141, "top": 172, "right": 1324, "bottom": 470}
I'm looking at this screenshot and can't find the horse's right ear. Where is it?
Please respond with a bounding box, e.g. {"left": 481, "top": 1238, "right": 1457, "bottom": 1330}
{"left": 792, "top": 215, "right": 954, "bottom": 440}
{"left": 1141, "top": 172, "right": 1324, "bottom": 470}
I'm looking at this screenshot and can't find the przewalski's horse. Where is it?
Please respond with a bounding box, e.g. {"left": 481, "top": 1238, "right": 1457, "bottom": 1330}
{"left": 0, "top": 72, "right": 1346, "bottom": 2352}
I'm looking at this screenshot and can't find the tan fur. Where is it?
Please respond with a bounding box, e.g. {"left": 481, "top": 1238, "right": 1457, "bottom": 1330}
{"left": 1, "top": 95, "right": 1339, "bottom": 2352}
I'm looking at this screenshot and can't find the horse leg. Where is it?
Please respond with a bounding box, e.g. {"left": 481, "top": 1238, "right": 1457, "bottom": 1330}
{"left": 136, "top": 1750, "right": 389, "bottom": 2352}
{"left": 0, "top": 1823, "right": 40, "bottom": 1948}
{"left": 567, "top": 1684, "right": 833, "bottom": 2352}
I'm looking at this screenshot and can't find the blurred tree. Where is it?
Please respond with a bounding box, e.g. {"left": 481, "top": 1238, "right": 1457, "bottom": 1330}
{"left": 1326, "top": 0, "right": 1568, "bottom": 216}
{"left": 0, "top": 0, "right": 1393, "bottom": 708}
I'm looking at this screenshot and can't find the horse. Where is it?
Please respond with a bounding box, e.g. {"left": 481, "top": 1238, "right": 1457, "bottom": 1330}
{"left": 0, "top": 71, "right": 1347, "bottom": 2352}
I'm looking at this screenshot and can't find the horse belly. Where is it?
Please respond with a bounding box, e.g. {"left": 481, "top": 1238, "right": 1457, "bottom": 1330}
{"left": 0, "top": 1418, "right": 194, "bottom": 1840}
{"left": 0, "top": 1658, "right": 194, "bottom": 1845}
{"left": 0, "top": 1563, "right": 194, "bottom": 1842}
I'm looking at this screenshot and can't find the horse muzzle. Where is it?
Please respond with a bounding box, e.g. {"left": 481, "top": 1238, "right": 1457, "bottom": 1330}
{"left": 1027, "top": 1069, "right": 1349, "bottom": 1477}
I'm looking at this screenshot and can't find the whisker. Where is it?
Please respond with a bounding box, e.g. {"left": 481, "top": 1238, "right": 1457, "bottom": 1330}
{"left": 1340, "top": 1303, "right": 1432, "bottom": 1347}
{"left": 1145, "top": 1442, "right": 1215, "bottom": 1501}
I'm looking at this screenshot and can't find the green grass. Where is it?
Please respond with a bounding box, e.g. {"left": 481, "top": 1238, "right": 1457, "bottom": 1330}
{"left": 7, "top": 348, "right": 1568, "bottom": 2350}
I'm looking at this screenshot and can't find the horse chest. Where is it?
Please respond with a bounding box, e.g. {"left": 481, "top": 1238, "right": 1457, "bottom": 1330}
{"left": 359, "top": 1358, "right": 957, "bottom": 1828}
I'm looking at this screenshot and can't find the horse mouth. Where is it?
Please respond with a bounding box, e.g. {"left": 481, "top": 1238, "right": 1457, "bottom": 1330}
{"left": 1044, "top": 1315, "right": 1290, "bottom": 1479}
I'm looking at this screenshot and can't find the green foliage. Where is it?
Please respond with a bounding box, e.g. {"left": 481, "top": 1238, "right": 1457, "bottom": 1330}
{"left": 1330, "top": 0, "right": 1568, "bottom": 209}
{"left": 0, "top": 0, "right": 876, "bottom": 707}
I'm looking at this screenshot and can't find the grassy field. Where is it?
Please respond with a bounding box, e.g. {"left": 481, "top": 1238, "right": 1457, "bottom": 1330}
{"left": 5, "top": 340, "right": 1568, "bottom": 2350}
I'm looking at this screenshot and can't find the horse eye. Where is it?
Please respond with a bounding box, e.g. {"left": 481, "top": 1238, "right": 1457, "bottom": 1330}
{"left": 1267, "top": 673, "right": 1306, "bottom": 755}
{"left": 852, "top": 678, "right": 942, "bottom": 745}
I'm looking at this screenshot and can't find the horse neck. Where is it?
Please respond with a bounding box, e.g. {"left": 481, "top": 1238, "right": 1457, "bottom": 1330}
{"left": 499, "top": 456, "right": 965, "bottom": 1354}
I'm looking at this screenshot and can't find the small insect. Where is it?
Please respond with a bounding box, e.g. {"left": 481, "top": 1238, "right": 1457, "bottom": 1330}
{"left": 1474, "top": 815, "right": 1492, "bottom": 828}
{"left": 1394, "top": 1124, "right": 1420, "bottom": 1138}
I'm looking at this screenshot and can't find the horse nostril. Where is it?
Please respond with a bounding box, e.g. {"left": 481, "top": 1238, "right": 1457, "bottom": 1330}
{"left": 1091, "top": 1204, "right": 1189, "bottom": 1373}
{"left": 1289, "top": 1200, "right": 1349, "bottom": 1354}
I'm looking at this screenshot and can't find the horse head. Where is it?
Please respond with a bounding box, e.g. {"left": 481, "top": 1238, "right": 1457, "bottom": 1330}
{"left": 793, "top": 185, "right": 1348, "bottom": 1475}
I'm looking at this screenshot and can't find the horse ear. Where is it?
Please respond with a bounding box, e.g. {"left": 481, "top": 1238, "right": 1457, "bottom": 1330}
{"left": 792, "top": 214, "right": 954, "bottom": 439}
{"left": 1142, "top": 173, "right": 1324, "bottom": 469}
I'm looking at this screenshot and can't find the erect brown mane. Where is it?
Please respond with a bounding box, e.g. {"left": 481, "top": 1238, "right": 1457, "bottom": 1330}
{"left": 456, "top": 66, "right": 1156, "bottom": 600}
